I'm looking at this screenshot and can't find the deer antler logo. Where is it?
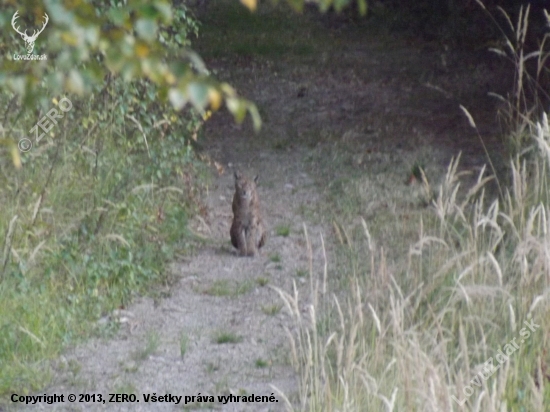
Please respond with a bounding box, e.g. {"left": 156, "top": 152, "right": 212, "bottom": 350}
{"left": 11, "top": 11, "right": 49, "bottom": 54}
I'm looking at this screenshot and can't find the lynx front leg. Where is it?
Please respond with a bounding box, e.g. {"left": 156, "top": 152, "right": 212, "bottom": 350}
{"left": 230, "top": 221, "right": 247, "bottom": 256}
{"left": 238, "top": 228, "right": 249, "bottom": 256}
{"left": 244, "top": 226, "right": 259, "bottom": 257}
{"left": 257, "top": 221, "right": 266, "bottom": 250}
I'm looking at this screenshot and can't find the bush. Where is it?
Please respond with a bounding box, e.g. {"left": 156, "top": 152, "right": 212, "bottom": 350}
{"left": 0, "top": 0, "right": 210, "bottom": 397}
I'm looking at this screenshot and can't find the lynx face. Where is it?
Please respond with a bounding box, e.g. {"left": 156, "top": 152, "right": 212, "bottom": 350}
{"left": 234, "top": 172, "right": 258, "bottom": 204}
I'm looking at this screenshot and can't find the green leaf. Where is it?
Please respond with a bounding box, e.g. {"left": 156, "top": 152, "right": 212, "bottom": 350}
{"left": 240, "top": 0, "right": 257, "bottom": 12}
{"left": 183, "top": 50, "right": 208, "bottom": 74}
{"left": 358, "top": 0, "right": 368, "bottom": 16}
{"left": 46, "top": 2, "right": 76, "bottom": 25}
{"left": 154, "top": 2, "right": 173, "bottom": 22}
{"left": 226, "top": 97, "right": 247, "bottom": 123}
{"left": 247, "top": 103, "right": 262, "bottom": 132}
{"left": 83, "top": 26, "right": 100, "bottom": 46}
{"left": 107, "top": 8, "right": 128, "bottom": 26}
{"left": 187, "top": 82, "right": 209, "bottom": 109}
{"left": 0, "top": 139, "right": 21, "bottom": 169}
{"left": 318, "top": 0, "right": 333, "bottom": 13}
{"left": 286, "top": 0, "right": 304, "bottom": 13}
{"left": 333, "top": 0, "right": 352, "bottom": 13}
{"left": 168, "top": 88, "right": 187, "bottom": 110}
{"left": 135, "top": 19, "right": 158, "bottom": 42}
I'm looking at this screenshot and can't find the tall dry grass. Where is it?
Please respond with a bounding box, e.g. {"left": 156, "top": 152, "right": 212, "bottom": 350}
{"left": 276, "top": 4, "right": 550, "bottom": 411}
{"left": 277, "top": 133, "right": 550, "bottom": 410}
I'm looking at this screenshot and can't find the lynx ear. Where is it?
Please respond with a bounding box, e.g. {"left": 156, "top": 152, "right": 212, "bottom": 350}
{"left": 234, "top": 170, "right": 241, "bottom": 180}
{"left": 254, "top": 175, "right": 259, "bottom": 183}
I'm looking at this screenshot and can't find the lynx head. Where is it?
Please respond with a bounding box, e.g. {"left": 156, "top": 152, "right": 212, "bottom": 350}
{"left": 234, "top": 171, "right": 258, "bottom": 202}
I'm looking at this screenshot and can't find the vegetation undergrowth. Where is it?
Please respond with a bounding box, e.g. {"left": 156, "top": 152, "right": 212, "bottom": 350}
{"left": 0, "top": 3, "right": 208, "bottom": 400}
{"left": 195, "top": 0, "right": 330, "bottom": 61}
{"left": 276, "top": 4, "right": 550, "bottom": 412}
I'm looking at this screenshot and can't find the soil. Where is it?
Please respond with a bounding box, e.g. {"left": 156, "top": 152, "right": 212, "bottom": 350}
{"left": 10, "top": 3, "right": 510, "bottom": 412}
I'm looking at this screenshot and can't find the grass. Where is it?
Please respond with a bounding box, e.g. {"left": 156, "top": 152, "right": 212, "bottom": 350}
{"left": 0, "top": 82, "right": 205, "bottom": 398}
{"left": 276, "top": 148, "right": 550, "bottom": 410}
{"left": 195, "top": 1, "right": 325, "bottom": 61}
{"left": 202, "top": 279, "right": 232, "bottom": 296}
{"left": 295, "top": 158, "right": 549, "bottom": 409}
{"left": 296, "top": 269, "right": 308, "bottom": 278}
{"left": 132, "top": 331, "right": 160, "bottom": 361}
{"left": 205, "top": 361, "right": 219, "bottom": 373}
{"left": 256, "top": 276, "right": 269, "bottom": 287}
{"left": 179, "top": 331, "right": 189, "bottom": 359}
{"left": 271, "top": 6, "right": 550, "bottom": 410}
{"left": 2, "top": 0, "right": 548, "bottom": 409}
{"left": 213, "top": 331, "right": 242, "bottom": 345}
{"left": 275, "top": 224, "right": 291, "bottom": 237}
{"left": 111, "top": 382, "right": 137, "bottom": 396}
{"left": 202, "top": 279, "right": 254, "bottom": 297}
{"left": 234, "top": 280, "right": 254, "bottom": 295}
{"left": 261, "top": 304, "right": 282, "bottom": 316}
{"left": 122, "top": 361, "right": 139, "bottom": 374}
{"left": 62, "top": 359, "right": 85, "bottom": 387}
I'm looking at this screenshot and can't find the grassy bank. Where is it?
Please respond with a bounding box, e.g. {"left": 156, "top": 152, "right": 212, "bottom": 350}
{"left": 281, "top": 143, "right": 550, "bottom": 410}
{"left": 0, "top": 84, "right": 207, "bottom": 397}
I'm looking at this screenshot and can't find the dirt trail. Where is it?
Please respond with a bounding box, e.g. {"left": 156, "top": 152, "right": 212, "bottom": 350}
{"left": 12, "top": 121, "right": 327, "bottom": 412}
{"left": 12, "top": 100, "right": 328, "bottom": 412}
{"left": 10, "top": 4, "right": 507, "bottom": 412}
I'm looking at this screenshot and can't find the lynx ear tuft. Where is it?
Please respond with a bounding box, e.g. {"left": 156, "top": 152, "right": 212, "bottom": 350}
{"left": 234, "top": 170, "right": 241, "bottom": 180}
{"left": 254, "top": 175, "right": 259, "bottom": 183}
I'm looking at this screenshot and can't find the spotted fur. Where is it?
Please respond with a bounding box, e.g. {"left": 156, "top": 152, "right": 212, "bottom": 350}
{"left": 230, "top": 171, "right": 266, "bottom": 257}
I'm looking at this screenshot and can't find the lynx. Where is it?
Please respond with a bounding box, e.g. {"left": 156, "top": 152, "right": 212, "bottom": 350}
{"left": 230, "top": 171, "right": 266, "bottom": 257}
